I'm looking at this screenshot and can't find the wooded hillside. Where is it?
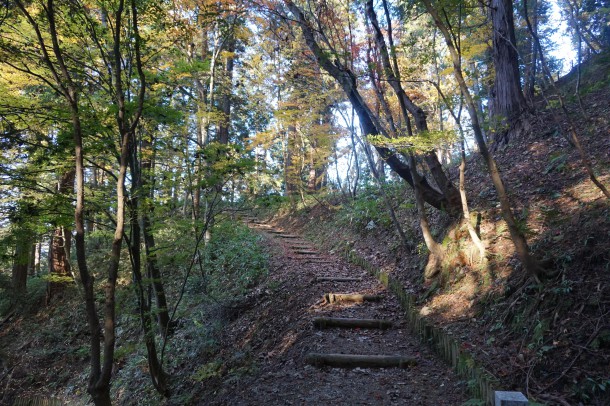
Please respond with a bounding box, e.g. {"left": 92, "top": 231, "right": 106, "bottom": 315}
{"left": 1, "top": 0, "right": 608, "bottom": 404}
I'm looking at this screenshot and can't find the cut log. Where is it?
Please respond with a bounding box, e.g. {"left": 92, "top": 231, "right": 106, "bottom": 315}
{"left": 295, "top": 250, "right": 318, "bottom": 255}
{"left": 315, "top": 277, "right": 362, "bottom": 282}
{"left": 305, "top": 353, "right": 417, "bottom": 368}
{"left": 313, "top": 317, "right": 393, "bottom": 329}
{"left": 279, "top": 235, "right": 299, "bottom": 239}
{"left": 324, "top": 293, "right": 382, "bottom": 304}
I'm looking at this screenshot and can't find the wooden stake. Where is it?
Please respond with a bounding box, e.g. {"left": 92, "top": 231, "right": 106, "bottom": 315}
{"left": 305, "top": 353, "right": 416, "bottom": 368}
{"left": 313, "top": 317, "right": 393, "bottom": 329}
{"left": 324, "top": 293, "right": 382, "bottom": 304}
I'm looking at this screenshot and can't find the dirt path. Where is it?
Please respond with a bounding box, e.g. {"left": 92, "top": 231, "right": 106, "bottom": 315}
{"left": 207, "top": 220, "right": 468, "bottom": 405}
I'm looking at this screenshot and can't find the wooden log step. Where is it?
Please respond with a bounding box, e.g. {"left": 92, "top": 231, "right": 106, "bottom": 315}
{"left": 294, "top": 250, "right": 318, "bottom": 255}
{"left": 268, "top": 230, "right": 285, "bottom": 234}
{"left": 305, "top": 353, "right": 417, "bottom": 369}
{"left": 324, "top": 293, "right": 382, "bottom": 304}
{"left": 315, "top": 277, "right": 362, "bottom": 282}
{"left": 313, "top": 317, "right": 393, "bottom": 329}
{"left": 279, "top": 234, "right": 299, "bottom": 239}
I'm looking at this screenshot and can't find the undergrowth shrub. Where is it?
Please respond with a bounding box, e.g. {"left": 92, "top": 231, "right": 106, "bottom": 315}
{"left": 203, "top": 221, "right": 268, "bottom": 298}
{"left": 336, "top": 183, "right": 406, "bottom": 231}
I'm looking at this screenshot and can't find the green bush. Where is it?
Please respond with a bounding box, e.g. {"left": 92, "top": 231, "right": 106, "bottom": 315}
{"left": 336, "top": 184, "right": 396, "bottom": 230}
{"left": 203, "top": 221, "right": 269, "bottom": 298}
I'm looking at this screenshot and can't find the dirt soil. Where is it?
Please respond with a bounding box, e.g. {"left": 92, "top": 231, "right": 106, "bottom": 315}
{"left": 197, "top": 221, "right": 468, "bottom": 405}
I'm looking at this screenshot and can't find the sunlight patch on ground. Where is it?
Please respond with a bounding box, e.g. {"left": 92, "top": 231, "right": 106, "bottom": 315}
{"left": 566, "top": 174, "right": 610, "bottom": 203}
{"left": 267, "top": 330, "right": 298, "bottom": 358}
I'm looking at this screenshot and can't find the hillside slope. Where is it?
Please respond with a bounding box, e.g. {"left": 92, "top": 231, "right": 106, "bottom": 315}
{"left": 272, "top": 53, "right": 610, "bottom": 405}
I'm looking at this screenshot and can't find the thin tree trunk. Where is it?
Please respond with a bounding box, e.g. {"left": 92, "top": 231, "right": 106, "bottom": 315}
{"left": 128, "top": 173, "right": 169, "bottom": 395}
{"left": 14, "top": 0, "right": 102, "bottom": 401}
{"left": 522, "top": 0, "right": 538, "bottom": 104}
{"left": 430, "top": 83, "right": 486, "bottom": 260}
{"left": 218, "top": 36, "right": 235, "bottom": 145}
{"left": 126, "top": 0, "right": 169, "bottom": 396}
{"left": 408, "top": 153, "right": 444, "bottom": 278}
{"left": 423, "top": 0, "right": 540, "bottom": 275}
{"left": 459, "top": 142, "right": 486, "bottom": 262}
{"left": 140, "top": 133, "right": 170, "bottom": 337}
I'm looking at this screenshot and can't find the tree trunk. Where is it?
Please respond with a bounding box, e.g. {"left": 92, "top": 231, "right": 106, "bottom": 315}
{"left": 408, "top": 153, "right": 444, "bottom": 279}
{"left": 28, "top": 241, "right": 40, "bottom": 276}
{"left": 86, "top": 168, "right": 97, "bottom": 233}
{"left": 47, "top": 226, "right": 72, "bottom": 299}
{"left": 522, "top": 0, "right": 538, "bottom": 103}
{"left": 422, "top": 0, "right": 541, "bottom": 277}
{"left": 284, "top": 124, "right": 298, "bottom": 204}
{"left": 128, "top": 190, "right": 170, "bottom": 396}
{"left": 14, "top": 0, "right": 101, "bottom": 401}
{"left": 217, "top": 36, "right": 235, "bottom": 145}
{"left": 12, "top": 230, "right": 31, "bottom": 299}
{"left": 48, "top": 169, "right": 76, "bottom": 301}
{"left": 490, "top": 0, "right": 526, "bottom": 145}
{"left": 140, "top": 133, "right": 171, "bottom": 337}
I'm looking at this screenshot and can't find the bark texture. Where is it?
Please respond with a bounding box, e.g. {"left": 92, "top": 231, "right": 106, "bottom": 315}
{"left": 490, "top": 0, "right": 526, "bottom": 145}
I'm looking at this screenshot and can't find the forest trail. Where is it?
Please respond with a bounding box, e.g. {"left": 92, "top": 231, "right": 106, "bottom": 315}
{"left": 206, "top": 218, "right": 468, "bottom": 405}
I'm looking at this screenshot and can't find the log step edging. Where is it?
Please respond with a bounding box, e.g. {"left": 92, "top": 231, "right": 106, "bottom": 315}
{"left": 324, "top": 293, "right": 382, "bottom": 304}
{"left": 305, "top": 353, "right": 417, "bottom": 369}
{"left": 340, "top": 246, "right": 499, "bottom": 405}
{"left": 313, "top": 317, "right": 393, "bottom": 329}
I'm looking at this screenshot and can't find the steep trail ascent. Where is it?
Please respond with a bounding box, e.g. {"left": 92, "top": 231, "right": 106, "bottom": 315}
{"left": 206, "top": 218, "right": 468, "bottom": 405}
